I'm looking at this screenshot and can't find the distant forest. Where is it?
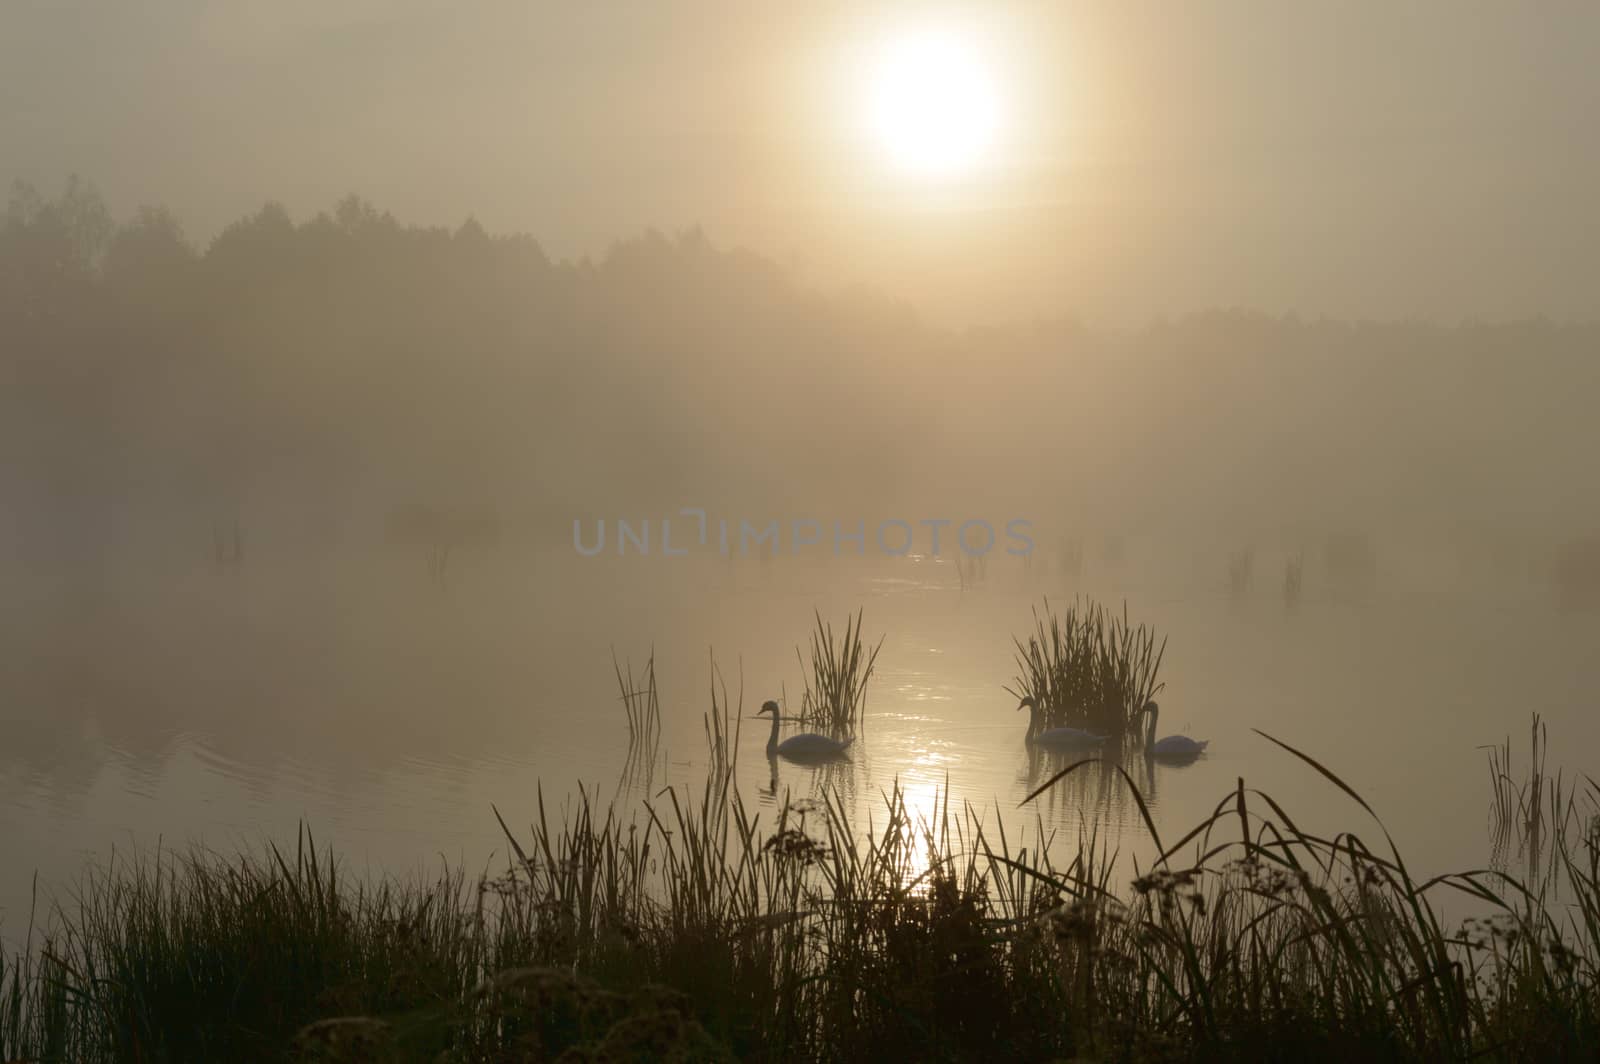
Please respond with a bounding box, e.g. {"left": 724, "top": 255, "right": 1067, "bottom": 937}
{"left": 4, "top": 177, "right": 1598, "bottom": 572}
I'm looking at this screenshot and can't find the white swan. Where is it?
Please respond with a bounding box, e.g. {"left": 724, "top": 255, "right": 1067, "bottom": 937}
{"left": 1139, "top": 700, "right": 1208, "bottom": 759}
{"left": 1017, "top": 697, "right": 1109, "bottom": 749}
{"left": 759, "top": 700, "right": 854, "bottom": 760}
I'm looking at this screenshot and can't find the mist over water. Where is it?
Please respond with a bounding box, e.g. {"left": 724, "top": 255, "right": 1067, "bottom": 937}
{"left": 7, "top": 6, "right": 1600, "bottom": 1056}
{"left": 3, "top": 182, "right": 1600, "bottom": 946}
{"left": 5, "top": 525, "right": 1598, "bottom": 941}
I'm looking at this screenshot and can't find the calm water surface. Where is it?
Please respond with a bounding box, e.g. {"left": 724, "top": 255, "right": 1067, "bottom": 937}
{"left": 4, "top": 544, "right": 1596, "bottom": 943}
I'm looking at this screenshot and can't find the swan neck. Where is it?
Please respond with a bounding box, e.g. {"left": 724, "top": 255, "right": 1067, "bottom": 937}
{"left": 767, "top": 711, "right": 780, "bottom": 753}
{"left": 1145, "top": 705, "right": 1158, "bottom": 747}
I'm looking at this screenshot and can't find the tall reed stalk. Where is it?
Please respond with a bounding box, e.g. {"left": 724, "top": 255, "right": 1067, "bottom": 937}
{"left": 703, "top": 650, "right": 743, "bottom": 780}
{"left": 1485, "top": 713, "right": 1595, "bottom": 902}
{"left": 611, "top": 647, "right": 661, "bottom": 750}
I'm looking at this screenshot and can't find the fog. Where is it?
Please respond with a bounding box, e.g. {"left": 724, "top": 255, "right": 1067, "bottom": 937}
{"left": 5, "top": 180, "right": 1599, "bottom": 577}
{"left": 4, "top": 180, "right": 1598, "bottom": 838}
{"left": 3, "top": 1, "right": 1600, "bottom": 955}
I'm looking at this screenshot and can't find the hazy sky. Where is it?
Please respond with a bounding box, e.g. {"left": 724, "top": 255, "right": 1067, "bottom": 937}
{"left": 4, "top": 1, "right": 1597, "bottom": 325}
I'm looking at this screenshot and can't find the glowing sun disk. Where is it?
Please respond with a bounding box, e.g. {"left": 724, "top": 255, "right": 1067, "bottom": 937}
{"left": 867, "top": 29, "right": 1001, "bottom": 178}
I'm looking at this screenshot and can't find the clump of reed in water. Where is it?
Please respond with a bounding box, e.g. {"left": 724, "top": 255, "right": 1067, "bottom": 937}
{"left": 1008, "top": 596, "right": 1166, "bottom": 736}
{"left": 1485, "top": 712, "right": 1598, "bottom": 901}
{"left": 794, "top": 608, "right": 882, "bottom": 738}
{"left": 612, "top": 647, "right": 661, "bottom": 749}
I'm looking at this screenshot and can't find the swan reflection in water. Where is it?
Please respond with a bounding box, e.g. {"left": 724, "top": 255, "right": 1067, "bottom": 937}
{"left": 756, "top": 699, "right": 860, "bottom": 806}
{"left": 1017, "top": 711, "right": 1210, "bottom": 825}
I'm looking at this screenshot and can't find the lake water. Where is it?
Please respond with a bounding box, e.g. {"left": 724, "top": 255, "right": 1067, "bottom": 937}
{"left": 4, "top": 540, "right": 1596, "bottom": 944}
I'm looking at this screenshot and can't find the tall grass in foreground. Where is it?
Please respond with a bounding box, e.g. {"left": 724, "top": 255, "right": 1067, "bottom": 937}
{"left": 794, "top": 609, "right": 882, "bottom": 738}
{"left": 1009, "top": 597, "right": 1166, "bottom": 736}
{"left": 5, "top": 728, "right": 1600, "bottom": 1061}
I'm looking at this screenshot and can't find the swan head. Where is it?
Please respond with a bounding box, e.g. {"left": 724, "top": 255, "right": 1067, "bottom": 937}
{"left": 759, "top": 699, "right": 780, "bottom": 717}
{"left": 1017, "top": 697, "right": 1037, "bottom": 713}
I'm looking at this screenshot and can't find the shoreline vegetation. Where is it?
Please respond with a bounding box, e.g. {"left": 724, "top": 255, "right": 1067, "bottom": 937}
{"left": 3, "top": 720, "right": 1596, "bottom": 1061}
{"left": 4, "top": 608, "right": 1596, "bottom": 1060}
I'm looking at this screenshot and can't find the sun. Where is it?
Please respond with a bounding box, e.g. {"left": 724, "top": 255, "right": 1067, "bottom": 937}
{"left": 866, "top": 28, "right": 1002, "bottom": 179}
